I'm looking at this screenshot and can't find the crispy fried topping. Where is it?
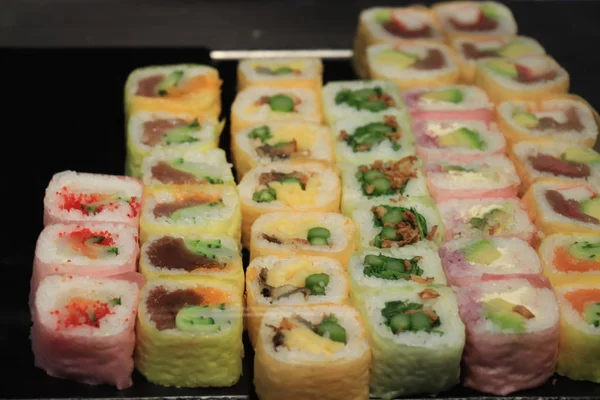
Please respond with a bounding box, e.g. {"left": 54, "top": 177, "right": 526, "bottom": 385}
{"left": 513, "top": 305, "right": 535, "bottom": 319}
{"left": 419, "top": 288, "right": 440, "bottom": 299}
{"left": 410, "top": 274, "right": 434, "bottom": 284}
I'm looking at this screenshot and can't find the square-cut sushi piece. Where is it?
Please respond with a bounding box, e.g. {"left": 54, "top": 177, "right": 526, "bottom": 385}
{"left": 230, "top": 87, "right": 321, "bottom": 136}
{"left": 366, "top": 42, "right": 460, "bottom": 90}
{"left": 402, "top": 85, "right": 493, "bottom": 122}
{"left": 254, "top": 305, "right": 371, "bottom": 400}
{"left": 44, "top": 171, "right": 143, "bottom": 227}
{"left": 135, "top": 279, "right": 243, "bottom": 387}
{"left": 438, "top": 197, "right": 537, "bottom": 244}
{"left": 237, "top": 161, "right": 340, "bottom": 248}
{"left": 425, "top": 155, "right": 520, "bottom": 202}
{"left": 433, "top": 1, "right": 517, "bottom": 41}
{"left": 554, "top": 283, "right": 600, "bottom": 383}
{"left": 455, "top": 277, "right": 560, "bottom": 395}
{"left": 352, "top": 6, "right": 444, "bottom": 78}
{"left": 232, "top": 122, "right": 334, "bottom": 181}
{"left": 249, "top": 212, "right": 356, "bottom": 266}
{"left": 497, "top": 95, "right": 599, "bottom": 147}
{"left": 245, "top": 255, "right": 350, "bottom": 346}
{"left": 339, "top": 156, "right": 429, "bottom": 216}
{"left": 509, "top": 141, "right": 600, "bottom": 194}
{"left": 125, "top": 64, "right": 221, "bottom": 119}
{"left": 237, "top": 57, "right": 323, "bottom": 92}
{"left": 539, "top": 233, "right": 600, "bottom": 286}
{"left": 126, "top": 110, "right": 222, "bottom": 178}
{"left": 332, "top": 111, "right": 416, "bottom": 165}
{"left": 139, "top": 233, "right": 243, "bottom": 295}
{"left": 451, "top": 36, "right": 546, "bottom": 83}
{"left": 139, "top": 184, "right": 241, "bottom": 243}
{"left": 353, "top": 196, "right": 445, "bottom": 250}
{"left": 522, "top": 179, "right": 600, "bottom": 236}
{"left": 414, "top": 119, "right": 506, "bottom": 163}
{"left": 440, "top": 237, "right": 542, "bottom": 287}
{"left": 141, "top": 148, "right": 234, "bottom": 187}
{"left": 359, "top": 286, "right": 465, "bottom": 398}
{"left": 31, "top": 275, "right": 140, "bottom": 389}
{"left": 475, "top": 55, "right": 569, "bottom": 104}
{"left": 321, "top": 80, "right": 405, "bottom": 126}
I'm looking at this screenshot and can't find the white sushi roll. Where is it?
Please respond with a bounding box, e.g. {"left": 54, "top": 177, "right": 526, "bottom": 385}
{"left": 433, "top": 1, "right": 517, "bottom": 40}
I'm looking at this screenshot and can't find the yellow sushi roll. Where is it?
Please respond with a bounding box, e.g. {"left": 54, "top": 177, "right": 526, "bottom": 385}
{"left": 538, "top": 233, "right": 600, "bottom": 286}
{"left": 232, "top": 122, "right": 334, "bottom": 181}
{"left": 237, "top": 58, "right": 323, "bottom": 92}
{"left": 125, "top": 64, "right": 221, "bottom": 120}
{"left": 135, "top": 279, "right": 243, "bottom": 387}
{"left": 245, "top": 255, "right": 350, "bottom": 346}
{"left": 139, "top": 184, "right": 241, "bottom": 243}
{"left": 249, "top": 211, "right": 356, "bottom": 265}
{"left": 474, "top": 55, "right": 569, "bottom": 104}
{"left": 139, "top": 233, "right": 244, "bottom": 295}
{"left": 253, "top": 305, "right": 371, "bottom": 400}
{"left": 237, "top": 161, "right": 341, "bottom": 248}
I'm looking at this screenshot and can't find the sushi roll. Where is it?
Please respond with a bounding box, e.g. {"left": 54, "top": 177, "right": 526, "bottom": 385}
{"left": 135, "top": 279, "right": 243, "bottom": 387}
{"left": 455, "top": 277, "right": 559, "bottom": 395}
{"left": 352, "top": 196, "right": 445, "bottom": 251}
{"left": 139, "top": 233, "right": 243, "bottom": 294}
{"left": 141, "top": 148, "right": 234, "bottom": 187}
{"left": 236, "top": 57, "right": 323, "bottom": 92}
{"left": 402, "top": 84, "right": 493, "bottom": 122}
{"left": 44, "top": 171, "right": 143, "bottom": 227}
{"left": 249, "top": 211, "right": 356, "bottom": 265}
{"left": 438, "top": 197, "right": 537, "bottom": 244}
{"left": 139, "top": 184, "right": 241, "bottom": 243}
{"left": 359, "top": 286, "right": 465, "bottom": 398}
{"left": 554, "top": 283, "right": 600, "bottom": 383}
{"left": 245, "top": 255, "right": 350, "bottom": 346}
{"left": 321, "top": 80, "right": 405, "bottom": 126}
{"left": 339, "top": 156, "right": 429, "bottom": 216}
{"left": 126, "top": 110, "right": 222, "bottom": 178}
{"left": 230, "top": 87, "right": 321, "bottom": 137}
{"left": 509, "top": 141, "right": 600, "bottom": 194}
{"left": 124, "top": 64, "right": 221, "bottom": 119}
{"left": 237, "top": 161, "right": 340, "bottom": 248}
{"left": 522, "top": 179, "right": 600, "bottom": 236}
{"left": 433, "top": 1, "right": 517, "bottom": 41}
{"left": 253, "top": 305, "right": 371, "bottom": 400}
{"left": 348, "top": 242, "right": 446, "bottom": 300}
{"left": 451, "top": 36, "right": 546, "bottom": 83}
{"left": 497, "top": 95, "right": 600, "bottom": 147}
{"left": 332, "top": 111, "right": 416, "bottom": 165}
{"left": 353, "top": 6, "right": 444, "bottom": 79}
{"left": 413, "top": 120, "right": 506, "bottom": 163}
{"left": 425, "top": 155, "right": 520, "bottom": 202}
{"left": 366, "top": 42, "right": 460, "bottom": 90}
{"left": 539, "top": 233, "right": 600, "bottom": 286}
{"left": 31, "top": 275, "right": 139, "bottom": 389}
{"left": 232, "top": 122, "right": 334, "bottom": 181}
{"left": 474, "top": 55, "right": 569, "bottom": 104}
{"left": 440, "top": 237, "right": 542, "bottom": 287}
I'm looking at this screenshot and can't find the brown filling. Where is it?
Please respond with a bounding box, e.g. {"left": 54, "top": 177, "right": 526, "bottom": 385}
{"left": 449, "top": 13, "right": 498, "bottom": 32}
{"left": 256, "top": 140, "right": 299, "bottom": 160}
{"left": 258, "top": 171, "right": 309, "bottom": 188}
{"left": 545, "top": 190, "right": 599, "bottom": 224}
{"left": 153, "top": 198, "right": 214, "bottom": 218}
{"left": 258, "top": 268, "right": 310, "bottom": 301}
{"left": 414, "top": 49, "right": 446, "bottom": 70}
{"left": 382, "top": 21, "right": 432, "bottom": 39}
{"left": 142, "top": 119, "right": 188, "bottom": 146}
{"left": 359, "top": 156, "right": 419, "bottom": 195}
{"left": 136, "top": 74, "right": 164, "bottom": 97}
{"left": 528, "top": 154, "right": 590, "bottom": 178}
{"left": 151, "top": 161, "right": 205, "bottom": 184}
{"left": 146, "top": 286, "right": 203, "bottom": 330}
{"left": 536, "top": 108, "right": 584, "bottom": 132}
{"left": 461, "top": 42, "right": 498, "bottom": 60}
{"left": 373, "top": 206, "right": 438, "bottom": 248}
{"left": 146, "top": 236, "right": 222, "bottom": 272}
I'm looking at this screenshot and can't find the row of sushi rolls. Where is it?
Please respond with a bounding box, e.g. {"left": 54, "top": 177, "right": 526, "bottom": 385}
{"left": 30, "top": 1, "right": 600, "bottom": 398}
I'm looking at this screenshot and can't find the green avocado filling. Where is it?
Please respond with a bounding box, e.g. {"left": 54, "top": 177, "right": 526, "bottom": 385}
{"left": 363, "top": 254, "right": 424, "bottom": 281}
{"left": 584, "top": 303, "right": 600, "bottom": 327}
{"left": 156, "top": 70, "right": 184, "bottom": 96}
{"left": 175, "top": 304, "right": 230, "bottom": 333}
{"left": 170, "top": 200, "right": 223, "bottom": 221}
{"left": 483, "top": 298, "right": 532, "bottom": 333}
{"left": 467, "top": 207, "right": 509, "bottom": 234}
{"left": 568, "top": 241, "right": 600, "bottom": 261}
{"left": 382, "top": 300, "right": 440, "bottom": 334}
{"left": 164, "top": 119, "right": 201, "bottom": 145}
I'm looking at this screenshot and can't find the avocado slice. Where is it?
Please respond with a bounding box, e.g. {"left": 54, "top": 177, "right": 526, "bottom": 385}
{"left": 421, "top": 88, "right": 464, "bottom": 104}
{"left": 164, "top": 119, "right": 201, "bottom": 145}
{"left": 439, "top": 127, "right": 485, "bottom": 150}
{"left": 167, "top": 159, "right": 221, "bottom": 183}
{"left": 156, "top": 71, "right": 184, "bottom": 96}
{"left": 374, "top": 9, "right": 391, "bottom": 23}
{"left": 485, "top": 59, "right": 518, "bottom": 79}
{"left": 584, "top": 303, "right": 600, "bottom": 327}
{"left": 480, "top": 3, "right": 499, "bottom": 20}
{"left": 483, "top": 298, "right": 526, "bottom": 333}
{"left": 463, "top": 239, "right": 502, "bottom": 265}
{"left": 513, "top": 112, "right": 539, "bottom": 129}
{"left": 175, "top": 305, "right": 221, "bottom": 333}
{"left": 497, "top": 41, "right": 535, "bottom": 59}
{"left": 580, "top": 198, "right": 600, "bottom": 221}
{"left": 376, "top": 49, "right": 418, "bottom": 69}
{"left": 561, "top": 147, "right": 600, "bottom": 164}
{"left": 170, "top": 202, "right": 221, "bottom": 221}
{"left": 568, "top": 241, "right": 600, "bottom": 261}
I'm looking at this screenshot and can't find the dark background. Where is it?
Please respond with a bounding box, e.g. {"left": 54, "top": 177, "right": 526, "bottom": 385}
{"left": 3, "top": 0, "right": 600, "bottom": 399}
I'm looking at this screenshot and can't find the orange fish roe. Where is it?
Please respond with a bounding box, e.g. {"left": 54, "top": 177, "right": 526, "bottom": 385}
{"left": 57, "top": 187, "right": 140, "bottom": 217}
{"left": 68, "top": 229, "right": 117, "bottom": 258}
{"left": 54, "top": 297, "right": 114, "bottom": 329}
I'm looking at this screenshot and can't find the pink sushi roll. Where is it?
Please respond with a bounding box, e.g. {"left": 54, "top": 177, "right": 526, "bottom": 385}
{"left": 455, "top": 277, "right": 559, "bottom": 395}
{"left": 414, "top": 120, "right": 506, "bottom": 163}
{"left": 403, "top": 85, "right": 493, "bottom": 123}
{"left": 438, "top": 197, "right": 537, "bottom": 244}
{"left": 43, "top": 171, "right": 143, "bottom": 227}
{"left": 31, "top": 274, "right": 141, "bottom": 389}
{"left": 440, "top": 237, "right": 542, "bottom": 287}
{"left": 425, "top": 155, "right": 520, "bottom": 202}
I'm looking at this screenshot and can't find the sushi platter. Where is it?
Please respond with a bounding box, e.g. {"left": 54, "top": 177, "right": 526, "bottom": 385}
{"left": 5, "top": 1, "right": 600, "bottom": 399}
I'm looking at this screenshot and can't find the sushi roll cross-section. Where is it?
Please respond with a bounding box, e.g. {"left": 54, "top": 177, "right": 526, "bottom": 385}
{"left": 236, "top": 57, "right": 323, "bottom": 92}
{"left": 539, "top": 233, "right": 600, "bottom": 286}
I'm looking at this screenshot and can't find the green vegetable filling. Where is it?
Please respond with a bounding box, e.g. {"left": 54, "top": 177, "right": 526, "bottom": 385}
{"left": 382, "top": 300, "right": 440, "bottom": 334}
{"left": 305, "top": 273, "right": 330, "bottom": 296}
{"left": 371, "top": 206, "right": 430, "bottom": 248}
{"left": 248, "top": 125, "right": 272, "bottom": 142}
{"left": 342, "top": 121, "right": 401, "bottom": 153}
{"left": 253, "top": 188, "right": 277, "bottom": 203}
{"left": 307, "top": 227, "right": 331, "bottom": 246}
{"left": 316, "top": 314, "right": 346, "bottom": 343}
{"left": 363, "top": 254, "right": 424, "bottom": 281}
{"left": 334, "top": 87, "right": 392, "bottom": 112}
